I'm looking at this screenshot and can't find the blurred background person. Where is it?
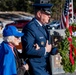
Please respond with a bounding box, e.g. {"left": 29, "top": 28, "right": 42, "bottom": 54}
{"left": 0, "top": 25, "right": 29, "bottom": 75}
{"left": 0, "top": 21, "right": 3, "bottom": 34}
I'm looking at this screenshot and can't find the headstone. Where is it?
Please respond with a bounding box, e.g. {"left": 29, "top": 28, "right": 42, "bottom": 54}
{"left": 49, "top": 29, "right": 76, "bottom": 75}
{"left": 49, "top": 29, "right": 65, "bottom": 74}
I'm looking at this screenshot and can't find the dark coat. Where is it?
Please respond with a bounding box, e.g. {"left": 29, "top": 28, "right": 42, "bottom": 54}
{"left": 21, "top": 18, "right": 57, "bottom": 75}
{"left": 13, "top": 47, "right": 26, "bottom": 75}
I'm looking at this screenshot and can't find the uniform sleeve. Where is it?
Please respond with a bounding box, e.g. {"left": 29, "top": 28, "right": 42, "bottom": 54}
{"left": 21, "top": 27, "right": 45, "bottom": 57}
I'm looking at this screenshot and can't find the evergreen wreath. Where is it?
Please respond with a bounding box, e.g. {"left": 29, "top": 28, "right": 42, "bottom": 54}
{"left": 59, "top": 23, "right": 76, "bottom": 73}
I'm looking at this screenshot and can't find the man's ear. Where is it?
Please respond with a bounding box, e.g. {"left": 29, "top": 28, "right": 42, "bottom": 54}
{"left": 37, "top": 10, "right": 41, "bottom": 18}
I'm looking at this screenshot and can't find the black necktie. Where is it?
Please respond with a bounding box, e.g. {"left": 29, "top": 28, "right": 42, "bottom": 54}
{"left": 42, "top": 25, "right": 50, "bottom": 41}
{"left": 42, "top": 25, "right": 45, "bottom": 29}
{"left": 42, "top": 25, "right": 47, "bottom": 36}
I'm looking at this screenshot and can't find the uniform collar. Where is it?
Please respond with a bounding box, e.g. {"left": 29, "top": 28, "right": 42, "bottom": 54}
{"left": 35, "top": 19, "right": 42, "bottom": 27}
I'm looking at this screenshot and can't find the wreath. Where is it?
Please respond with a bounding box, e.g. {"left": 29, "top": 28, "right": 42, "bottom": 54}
{"left": 59, "top": 23, "right": 76, "bottom": 73}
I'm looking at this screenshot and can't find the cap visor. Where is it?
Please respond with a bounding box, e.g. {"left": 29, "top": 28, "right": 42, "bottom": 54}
{"left": 14, "top": 33, "right": 24, "bottom": 37}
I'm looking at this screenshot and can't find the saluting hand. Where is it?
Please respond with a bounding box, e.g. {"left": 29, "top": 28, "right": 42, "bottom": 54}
{"left": 45, "top": 40, "right": 52, "bottom": 53}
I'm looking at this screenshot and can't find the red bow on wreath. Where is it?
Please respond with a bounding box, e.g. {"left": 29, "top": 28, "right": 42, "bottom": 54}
{"left": 68, "top": 26, "right": 76, "bottom": 65}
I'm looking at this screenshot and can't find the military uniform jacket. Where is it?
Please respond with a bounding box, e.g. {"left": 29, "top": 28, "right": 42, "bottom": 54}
{"left": 21, "top": 18, "right": 52, "bottom": 75}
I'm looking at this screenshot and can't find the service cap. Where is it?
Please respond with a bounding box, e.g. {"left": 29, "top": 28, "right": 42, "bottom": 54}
{"left": 33, "top": 0, "right": 53, "bottom": 14}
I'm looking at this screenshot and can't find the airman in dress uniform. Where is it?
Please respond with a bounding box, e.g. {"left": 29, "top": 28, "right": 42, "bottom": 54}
{"left": 21, "top": 0, "right": 58, "bottom": 75}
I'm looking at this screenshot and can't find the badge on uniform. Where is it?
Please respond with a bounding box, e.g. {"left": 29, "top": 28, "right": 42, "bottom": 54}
{"left": 41, "top": 41, "right": 44, "bottom": 45}
{"left": 39, "top": 37, "right": 44, "bottom": 39}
